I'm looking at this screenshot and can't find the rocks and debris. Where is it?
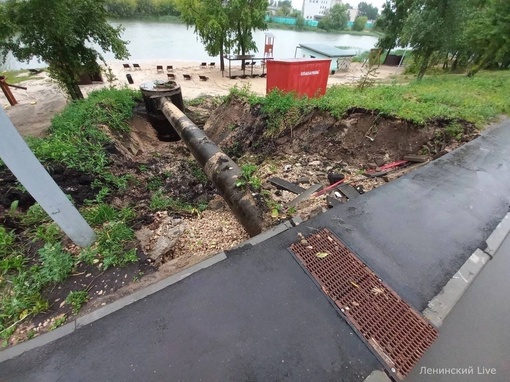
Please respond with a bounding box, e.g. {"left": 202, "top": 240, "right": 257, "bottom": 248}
{"left": 287, "top": 184, "right": 322, "bottom": 209}
{"left": 268, "top": 177, "right": 306, "bottom": 195}
{"left": 327, "top": 172, "right": 345, "bottom": 185}
{"left": 327, "top": 195, "right": 343, "bottom": 208}
{"left": 337, "top": 184, "right": 361, "bottom": 201}
{"left": 403, "top": 154, "right": 429, "bottom": 163}
{"left": 135, "top": 211, "right": 185, "bottom": 263}
{"left": 171, "top": 210, "right": 249, "bottom": 261}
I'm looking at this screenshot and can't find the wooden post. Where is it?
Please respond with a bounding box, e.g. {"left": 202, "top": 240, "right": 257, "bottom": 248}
{"left": 0, "top": 76, "right": 17, "bottom": 106}
{"left": 0, "top": 108, "right": 96, "bottom": 247}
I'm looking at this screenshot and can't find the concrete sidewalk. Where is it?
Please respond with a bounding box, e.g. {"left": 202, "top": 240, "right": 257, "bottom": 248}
{"left": 408, "top": 230, "right": 510, "bottom": 382}
{"left": 1, "top": 119, "right": 510, "bottom": 381}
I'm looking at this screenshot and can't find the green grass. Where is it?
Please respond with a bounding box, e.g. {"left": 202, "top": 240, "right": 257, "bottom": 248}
{"left": 235, "top": 164, "right": 262, "bottom": 192}
{"left": 188, "top": 160, "right": 208, "bottom": 183}
{"left": 0, "top": 226, "right": 15, "bottom": 258}
{"left": 231, "top": 71, "right": 510, "bottom": 130}
{"left": 27, "top": 87, "right": 137, "bottom": 175}
{"left": 149, "top": 191, "right": 208, "bottom": 214}
{"left": 0, "top": 69, "right": 44, "bottom": 84}
{"left": 65, "top": 290, "right": 88, "bottom": 314}
{"left": 0, "top": 241, "right": 77, "bottom": 342}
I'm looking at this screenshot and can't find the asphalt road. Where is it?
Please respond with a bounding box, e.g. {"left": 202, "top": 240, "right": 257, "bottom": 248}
{"left": 408, "top": 233, "right": 510, "bottom": 382}
{"left": 0, "top": 243, "right": 380, "bottom": 382}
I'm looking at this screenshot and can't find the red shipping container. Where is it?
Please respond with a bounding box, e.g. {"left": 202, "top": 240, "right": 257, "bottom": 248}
{"left": 266, "top": 58, "right": 331, "bottom": 98}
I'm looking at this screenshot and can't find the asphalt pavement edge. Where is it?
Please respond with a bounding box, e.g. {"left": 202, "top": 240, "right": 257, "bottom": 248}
{"left": 0, "top": 218, "right": 301, "bottom": 363}
{"left": 0, "top": 251, "right": 227, "bottom": 363}
{"left": 364, "top": 211, "right": 510, "bottom": 381}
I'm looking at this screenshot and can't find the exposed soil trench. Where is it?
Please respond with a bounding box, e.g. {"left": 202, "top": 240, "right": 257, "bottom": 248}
{"left": 1, "top": 96, "right": 478, "bottom": 345}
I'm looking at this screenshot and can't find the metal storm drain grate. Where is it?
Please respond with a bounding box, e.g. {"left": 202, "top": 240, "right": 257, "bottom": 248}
{"left": 289, "top": 228, "right": 438, "bottom": 380}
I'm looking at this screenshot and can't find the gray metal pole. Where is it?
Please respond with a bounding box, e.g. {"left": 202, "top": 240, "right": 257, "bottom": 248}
{"left": 0, "top": 108, "right": 96, "bottom": 247}
{"left": 159, "top": 99, "right": 262, "bottom": 237}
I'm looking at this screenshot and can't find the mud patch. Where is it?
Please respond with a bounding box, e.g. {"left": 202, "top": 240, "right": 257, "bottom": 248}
{"left": 0, "top": 166, "right": 96, "bottom": 212}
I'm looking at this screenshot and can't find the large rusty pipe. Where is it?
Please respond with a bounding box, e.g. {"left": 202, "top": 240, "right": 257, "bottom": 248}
{"left": 158, "top": 98, "right": 262, "bottom": 237}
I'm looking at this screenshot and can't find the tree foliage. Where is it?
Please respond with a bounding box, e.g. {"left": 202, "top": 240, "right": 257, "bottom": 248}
{"left": 229, "top": 0, "right": 268, "bottom": 56}
{"left": 318, "top": 4, "right": 349, "bottom": 31}
{"left": 175, "top": 0, "right": 268, "bottom": 71}
{"left": 352, "top": 16, "right": 368, "bottom": 31}
{"left": 176, "top": 0, "right": 231, "bottom": 70}
{"left": 376, "top": 0, "right": 510, "bottom": 79}
{"left": 357, "top": 2, "right": 378, "bottom": 20}
{"left": 105, "top": 0, "right": 181, "bottom": 18}
{"left": 274, "top": 0, "right": 292, "bottom": 16}
{"left": 376, "top": 0, "right": 414, "bottom": 53}
{"left": 0, "top": 0, "right": 129, "bottom": 100}
{"left": 402, "top": 0, "right": 464, "bottom": 79}
{"left": 295, "top": 15, "right": 306, "bottom": 30}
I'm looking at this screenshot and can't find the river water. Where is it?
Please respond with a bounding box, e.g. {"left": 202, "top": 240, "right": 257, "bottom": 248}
{"left": 1, "top": 20, "right": 379, "bottom": 70}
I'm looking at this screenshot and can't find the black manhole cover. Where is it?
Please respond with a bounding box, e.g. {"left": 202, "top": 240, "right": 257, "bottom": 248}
{"left": 289, "top": 228, "right": 438, "bottom": 380}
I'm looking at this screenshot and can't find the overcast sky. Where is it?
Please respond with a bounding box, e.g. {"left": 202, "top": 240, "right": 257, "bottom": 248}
{"left": 292, "top": 0, "right": 386, "bottom": 11}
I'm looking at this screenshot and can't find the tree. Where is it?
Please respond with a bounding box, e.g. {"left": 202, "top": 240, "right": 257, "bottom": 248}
{"left": 104, "top": 0, "right": 181, "bottom": 18}
{"left": 318, "top": 4, "right": 349, "bottom": 31}
{"left": 176, "top": 0, "right": 232, "bottom": 71}
{"left": 463, "top": 0, "right": 510, "bottom": 76}
{"left": 358, "top": 2, "right": 378, "bottom": 20}
{"left": 275, "top": 0, "right": 292, "bottom": 16}
{"left": 352, "top": 16, "right": 368, "bottom": 31}
{"left": 289, "top": 9, "right": 301, "bottom": 18}
{"left": 377, "top": 0, "right": 510, "bottom": 78}
{"left": 136, "top": 0, "right": 156, "bottom": 15}
{"left": 376, "top": 0, "right": 414, "bottom": 55}
{"left": 0, "top": 0, "right": 129, "bottom": 100}
{"left": 400, "top": 0, "right": 464, "bottom": 79}
{"left": 105, "top": 0, "right": 137, "bottom": 18}
{"left": 228, "top": 0, "right": 268, "bottom": 59}
{"left": 177, "top": 0, "right": 267, "bottom": 71}
{"left": 295, "top": 14, "right": 306, "bottom": 30}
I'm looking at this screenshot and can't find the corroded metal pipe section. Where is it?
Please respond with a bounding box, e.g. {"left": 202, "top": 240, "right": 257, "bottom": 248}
{"left": 159, "top": 98, "right": 262, "bottom": 237}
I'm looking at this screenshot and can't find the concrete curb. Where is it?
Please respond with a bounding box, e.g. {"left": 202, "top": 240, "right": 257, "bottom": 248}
{"left": 229, "top": 218, "right": 301, "bottom": 250}
{"left": 485, "top": 212, "right": 510, "bottom": 258}
{"left": 0, "top": 218, "right": 300, "bottom": 363}
{"left": 364, "top": 212, "right": 510, "bottom": 381}
{"left": 423, "top": 249, "right": 490, "bottom": 328}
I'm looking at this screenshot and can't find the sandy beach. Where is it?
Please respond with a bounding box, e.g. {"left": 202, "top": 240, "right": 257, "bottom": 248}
{"left": 2, "top": 59, "right": 403, "bottom": 137}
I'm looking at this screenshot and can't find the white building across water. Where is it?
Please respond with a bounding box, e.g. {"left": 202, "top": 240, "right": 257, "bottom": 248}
{"left": 302, "top": 0, "right": 344, "bottom": 21}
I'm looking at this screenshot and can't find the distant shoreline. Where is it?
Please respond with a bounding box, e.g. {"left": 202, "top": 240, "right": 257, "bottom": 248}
{"left": 108, "top": 16, "right": 383, "bottom": 38}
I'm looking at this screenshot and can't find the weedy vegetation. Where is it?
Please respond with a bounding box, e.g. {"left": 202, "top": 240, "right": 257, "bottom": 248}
{"left": 0, "top": 88, "right": 142, "bottom": 344}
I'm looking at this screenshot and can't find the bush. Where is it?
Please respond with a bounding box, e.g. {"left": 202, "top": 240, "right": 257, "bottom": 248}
{"left": 352, "top": 16, "right": 368, "bottom": 31}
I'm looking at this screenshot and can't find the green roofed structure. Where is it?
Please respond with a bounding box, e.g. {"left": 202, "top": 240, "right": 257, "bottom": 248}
{"left": 295, "top": 43, "right": 357, "bottom": 74}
